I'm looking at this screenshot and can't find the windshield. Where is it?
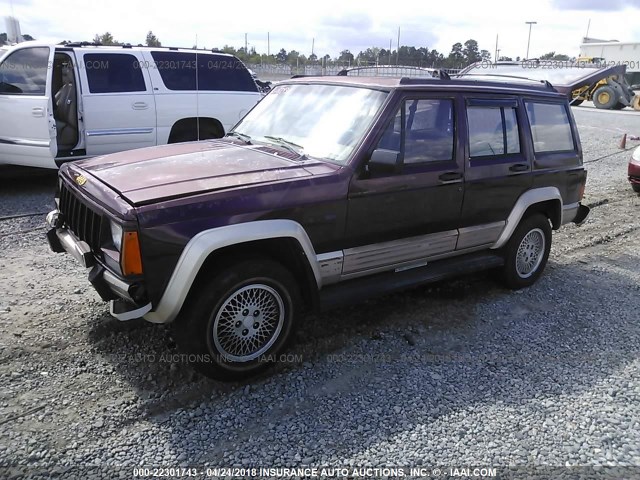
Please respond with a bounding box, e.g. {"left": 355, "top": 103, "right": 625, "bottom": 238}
{"left": 232, "top": 83, "right": 389, "bottom": 164}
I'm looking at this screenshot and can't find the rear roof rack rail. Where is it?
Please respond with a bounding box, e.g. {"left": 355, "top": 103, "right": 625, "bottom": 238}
{"left": 57, "top": 42, "right": 235, "bottom": 56}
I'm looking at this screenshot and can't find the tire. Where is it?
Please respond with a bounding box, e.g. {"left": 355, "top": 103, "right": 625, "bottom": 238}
{"left": 173, "top": 258, "right": 301, "bottom": 381}
{"left": 632, "top": 183, "right": 640, "bottom": 194}
{"left": 633, "top": 95, "right": 640, "bottom": 112}
{"left": 500, "top": 213, "right": 552, "bottom": 290}
{"left": 612, "top": 102, "right": 626, "bottom": 110}
{"left": 570, "top": 98, "right": 583, "bottom": 107}
{"left": 592, "top": 85, "right": 619, "bottom": 109}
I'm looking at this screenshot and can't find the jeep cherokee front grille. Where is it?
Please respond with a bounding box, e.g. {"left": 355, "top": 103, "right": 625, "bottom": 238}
{"left": 59, "top": 182, "right": 104, "bottom": 251}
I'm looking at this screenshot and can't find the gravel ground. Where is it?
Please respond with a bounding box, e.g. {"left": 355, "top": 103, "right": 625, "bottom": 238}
{"left": 0, "top": 108, "right": 639, "bottom": 479}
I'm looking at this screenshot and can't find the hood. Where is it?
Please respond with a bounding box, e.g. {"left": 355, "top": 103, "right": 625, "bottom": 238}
{"left": 75, "top": 140, "right": 336, "bottom": 205}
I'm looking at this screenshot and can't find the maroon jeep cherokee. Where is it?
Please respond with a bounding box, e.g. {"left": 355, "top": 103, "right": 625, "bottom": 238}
{"left": 47, "top": 76, "right": 590, "bottom": 380}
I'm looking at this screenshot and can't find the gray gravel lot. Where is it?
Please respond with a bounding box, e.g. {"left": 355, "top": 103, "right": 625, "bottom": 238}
{"left": 0, "top": 107, "right": 639, "bottom": 478}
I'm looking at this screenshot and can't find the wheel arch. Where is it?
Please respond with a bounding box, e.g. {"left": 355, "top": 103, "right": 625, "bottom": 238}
{"left": 143, "top": 220, "right": 321, "bottom": 325}
{"left": 168, "top": 117, "right": 224, "bottom": 143}
{"left": 491, "top": 187, "right": 562, "bottom": 250}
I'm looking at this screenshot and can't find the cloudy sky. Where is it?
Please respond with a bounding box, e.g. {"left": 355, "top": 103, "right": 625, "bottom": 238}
{"left": 3, "top": 0, "right": 640, "bottom": 59}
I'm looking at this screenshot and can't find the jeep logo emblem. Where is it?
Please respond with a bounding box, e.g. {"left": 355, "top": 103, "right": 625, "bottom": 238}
{"left": 75, "top": 175, "right": 87, "bottom": 186}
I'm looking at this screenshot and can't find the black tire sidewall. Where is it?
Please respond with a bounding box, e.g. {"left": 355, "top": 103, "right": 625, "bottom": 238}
{"left": 501, "top": 214, "right": 552, "bottom": 289}
{"left": 175, "top": 259, "right": 300, "bottom": 380}
{"left": 593, "top": 86, "right": 618, "bottom": 109}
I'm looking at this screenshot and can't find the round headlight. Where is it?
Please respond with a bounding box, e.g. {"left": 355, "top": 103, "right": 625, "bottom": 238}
{"left": 110, "top": 221, "right": 123, "bottom": 251}
{"left": 632, "top": 147, "right": 640, "bottom": 165}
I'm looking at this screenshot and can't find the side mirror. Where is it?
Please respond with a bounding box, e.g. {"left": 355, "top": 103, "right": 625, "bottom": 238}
{"left": 368, "top": 149, "right": 401, "bottom": 176}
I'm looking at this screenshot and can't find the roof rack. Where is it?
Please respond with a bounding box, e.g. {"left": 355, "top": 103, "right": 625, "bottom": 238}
{"left": 57, "top": 42, "right": 234, "bottom": 55}
{"left": 455, "top": 73, "right": 555, "bottom": 89}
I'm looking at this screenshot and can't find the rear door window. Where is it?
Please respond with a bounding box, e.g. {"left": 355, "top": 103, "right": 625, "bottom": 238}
{"left": 0, "top": 47, "right": 49, "bottom": 95}
{"left": 84, "top": 53, "right": 146, "bottom": 93}
{"left": 525, "top": 102, "right": 575, "bottom": 153}
{"left": 467, "top": 104, "right": 521, "bottom": 158}
{"left": 150, "top": 51, "right": 257, "bottom": 92}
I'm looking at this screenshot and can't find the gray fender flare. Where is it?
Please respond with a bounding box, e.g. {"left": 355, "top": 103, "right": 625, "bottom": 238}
{"left": 491, "top": 187, "right": 562, "bottom": 250}
{"left": 143, "top": 220, "right": 320, "bottom": 324}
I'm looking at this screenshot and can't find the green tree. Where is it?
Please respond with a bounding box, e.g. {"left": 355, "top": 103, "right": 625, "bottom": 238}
{"left": 145, "top": 31, "right": 161, "bottom": 47}
{"left": 447, "top": 42, "right": 464, "bottom": 67}
{"left": 93, "top": 32, "right": 122, "bottom": 46}
{"left": 540, "top": 51, "right": 570, "bottom": 61}
{"left": 276, "top": 48, "right": 287, "bottom": 63}
{"left": 463, "top": 39, "right": 481, "bottom": 64}
{"left": 338, "top": 49, "right": 354, "bottom": 64}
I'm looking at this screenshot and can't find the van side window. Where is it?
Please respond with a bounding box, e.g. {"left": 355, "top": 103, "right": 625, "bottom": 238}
{"left": 0, "top": 47, "right": 49, "bottom": 95}
{"left": 468, "top": 105, "right": 521, "bottom": 158}
{"left": 525, "top": 102, "right": 574, "bottom": 153}
{"left": 84, "top": 54, "right": 146, "bottom": 94}
{"left": 149, "top": 52, "right": 257, "bottom": 92}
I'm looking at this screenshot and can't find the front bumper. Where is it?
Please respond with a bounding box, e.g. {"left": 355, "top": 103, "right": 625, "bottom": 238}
{"left": 46, "top": 209, "right": 151, "bottom": 321}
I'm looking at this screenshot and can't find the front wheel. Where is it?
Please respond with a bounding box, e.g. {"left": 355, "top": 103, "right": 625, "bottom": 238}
{"left": 592, "top": 85, "right": 619, "bottom": 109}
{"left": 500, "top": 214, "right": 552, "bottom": 289}
{"left": 173, "top": 258, "right": 301, "bottom": 380}
{"left": 632, "top": 183, "right": 640, "bottom": 194}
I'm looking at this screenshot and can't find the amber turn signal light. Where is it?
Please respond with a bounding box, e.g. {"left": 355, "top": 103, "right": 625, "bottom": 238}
{"left": 121, "top": 231, "right": 143, "bottom": 276}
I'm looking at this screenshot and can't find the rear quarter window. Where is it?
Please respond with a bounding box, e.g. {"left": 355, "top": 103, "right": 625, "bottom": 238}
{"left": 525, "top": 102, "right": 575, "bottom": 153}
{"left": 150, "top": 51, "right": 258, "bottom": 92}
{"left": 84, "top": 53, "right": 147, "bottom": 93}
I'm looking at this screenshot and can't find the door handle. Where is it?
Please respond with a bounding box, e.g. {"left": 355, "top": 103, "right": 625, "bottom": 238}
{"left": 132, "top": 102, "right": 148, "bottom": 110}
{"left": 439, "top": 171, "right": 463, "bottom": 182}
{"left": 509, "top": 163, "right": 528, "bottom": 172}
{"left": 32, "top": 107, "right": 45, "bottom": 117}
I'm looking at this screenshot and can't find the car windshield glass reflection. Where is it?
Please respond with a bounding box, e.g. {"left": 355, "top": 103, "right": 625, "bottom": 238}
{"left": 232, "top": 84, "right": 388, "bottom": 164}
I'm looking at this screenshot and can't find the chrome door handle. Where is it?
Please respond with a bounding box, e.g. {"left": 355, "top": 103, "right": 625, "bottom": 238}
{"left": 132, "top": 102, "right": 148, "bottom": 110}
{"left": 32, "top": 107, "right": 45, "bottom": 117}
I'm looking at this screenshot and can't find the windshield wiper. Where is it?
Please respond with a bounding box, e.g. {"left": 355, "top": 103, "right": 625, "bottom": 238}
{"left": 262, "top": 135, "right": 306, "bottom": 158}
{"left": 226, "top": 131, "right": 252, "bottom": 144}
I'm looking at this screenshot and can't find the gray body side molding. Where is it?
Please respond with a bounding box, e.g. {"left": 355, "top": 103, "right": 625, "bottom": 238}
{"left": 143, "top": 220, "right": 320, "bottom": 324}
{"left": 491, "top": 187, "right": 562, "bottom": 250}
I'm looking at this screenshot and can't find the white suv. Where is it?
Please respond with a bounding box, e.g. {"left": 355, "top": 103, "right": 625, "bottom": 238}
{"left": 0, "top": 42, "right": 262, "bottom": 169}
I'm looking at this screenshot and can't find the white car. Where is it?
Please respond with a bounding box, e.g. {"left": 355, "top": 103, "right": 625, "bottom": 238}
{"left": 0, "top": 42, "right": 262, "bottom": 169}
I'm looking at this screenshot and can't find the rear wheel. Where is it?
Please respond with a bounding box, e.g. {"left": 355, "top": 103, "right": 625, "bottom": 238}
{"left": 500, "top": 214, "right": 552, "bottom": 289}
{"left": 632, "top": 183, "right": 640, "bottom": 194}
{"left": 612, "top": 102, "right": 626, "bottom": 110}
{"left": 592, "top": 85, "right": 619, "bottom": 109}
{"left": 570, "top": 98, "right": 583, "bottom": 107}
{"left": 173, "top": 258, "right": 301, "bottom": 380}
{"left": 633, "top": 95, "right": 640, "bottom": 112}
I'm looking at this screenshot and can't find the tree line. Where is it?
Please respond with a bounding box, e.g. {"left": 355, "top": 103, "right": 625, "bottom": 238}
{"left": 2, "top": 31, "right": 572, "bottom": 67}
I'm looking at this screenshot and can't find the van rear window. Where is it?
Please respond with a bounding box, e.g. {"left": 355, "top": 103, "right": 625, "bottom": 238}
{"left": 149, "top": 52, "right": 257, "bottom": 92}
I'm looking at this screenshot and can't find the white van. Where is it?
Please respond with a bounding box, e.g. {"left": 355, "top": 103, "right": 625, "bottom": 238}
{"left": 0, "top": 42, "right": 262, "bottom": 169}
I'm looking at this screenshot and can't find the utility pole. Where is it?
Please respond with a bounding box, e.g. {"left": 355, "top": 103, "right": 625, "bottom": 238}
{"left": 311, "top": 37, "right": 314, "bottom": 57}
{"left": 244, "top": 33, "right": 247, "bottom": 54}
{"left": 396, "top": 27, "right": 400, "bottom": 65}
{"left": 525, "top": 21, "right": 537, "bottom": 60}
{"left": 585, "top": 19, "right": 591, "bottom": 39}
{"left": 389, "top": 39, "right": 392, "bottom": 65}
{"left": 495, "top": 34, "right": 499, "bottom": 63}
{"left": 267, "top": 32, "right": 270, "bottom": 56}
